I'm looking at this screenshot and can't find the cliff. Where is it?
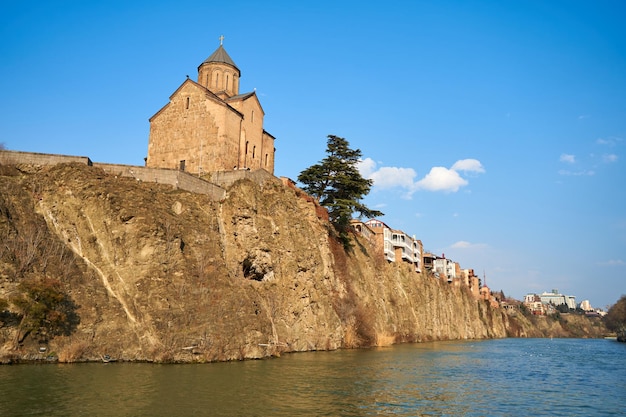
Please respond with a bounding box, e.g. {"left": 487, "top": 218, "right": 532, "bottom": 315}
{"left": 0, "top": 163, "right": 602, "bottom": 363}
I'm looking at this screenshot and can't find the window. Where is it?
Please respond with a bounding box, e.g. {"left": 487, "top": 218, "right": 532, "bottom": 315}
{"left": 251, "top": 110, "right": 255, "bottom": 123}
{"left": 252, "top": 145, "right": 256, "bottom": 158}
{"left": 265, "top": 154, "right": 268, "bottom": 166}
{"left": 185, "top": 97, "right": 190, "bottom": 109}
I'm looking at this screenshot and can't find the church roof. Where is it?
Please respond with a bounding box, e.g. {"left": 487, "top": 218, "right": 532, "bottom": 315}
{"left": 226, "top": 92, "right": 256, "bottom": 101}
{"left": 201, "top": 45, "right": 239, "bottom": 71}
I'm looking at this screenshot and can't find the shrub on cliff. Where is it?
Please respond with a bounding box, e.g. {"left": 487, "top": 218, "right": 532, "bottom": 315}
{"left": 298, "top": 135, "right": 382, "bottom": 249}
{"left": 605, "top": 295, "right": 626, "bottom": 341}
{"left": 9, "top": 277, "right": 80, "bottom": 345}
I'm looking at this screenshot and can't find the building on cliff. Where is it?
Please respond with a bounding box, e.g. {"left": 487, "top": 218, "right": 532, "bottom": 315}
{"left": 351, "top": 220, "right": 492, "bottom": 303}
{"left": 461, "top": 268, "right": 480, "bottom": 298}
{"left": 433, "top": 254, "right": 457, "bottom": 282}
{"left": 539, "top": 289, "right": 576, "bottom": 310}
{"left": 351, "top": 219, "right": 423, "bottom": 273}
{"left": 146, "top": 38, "right": 276, "bottom": 175}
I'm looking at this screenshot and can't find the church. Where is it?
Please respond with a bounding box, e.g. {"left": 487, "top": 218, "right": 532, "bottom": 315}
{"left": 146, "top": 39, "right": 275, "bottom": 175}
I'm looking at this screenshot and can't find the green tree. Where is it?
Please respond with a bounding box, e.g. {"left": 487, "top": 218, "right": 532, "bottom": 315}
{"left": 298, "top": 135, "right": 382, "bottom": 248}
{"left": 605, "top": 295, "right": 626, "bottom": 341}
{"left": 10, "top": 277, "right": 80, "bottom": 345}
{"left": 555, "top": 303, "right": 570, "bottom": 314}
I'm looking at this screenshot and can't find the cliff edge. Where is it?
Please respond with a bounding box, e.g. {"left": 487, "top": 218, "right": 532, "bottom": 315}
{"left": 0, "top": 163, "right": 600, "bottom": 363}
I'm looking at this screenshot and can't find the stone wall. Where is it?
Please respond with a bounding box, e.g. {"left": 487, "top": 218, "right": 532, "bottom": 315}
{"left": 0, "top": 150, "right": 91, "bottom": 166}
{"left": 94, "top": 163, "right": 226, "bottom": 200}
{"left": 210, "top": 168, "right": 276, "bottom": 189}
{"left": 0, "top": 150, "right": 227, "bottom": 201}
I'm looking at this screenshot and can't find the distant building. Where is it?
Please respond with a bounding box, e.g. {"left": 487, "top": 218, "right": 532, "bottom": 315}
{"left": 524, "top": 293, "right": 546, "bottom": 315}
{"left": 433, "top": 254, "right": 456, "bottom": 282}
{"left": 539, "top": 289, "right": 576, "bottom": 310}
{"left": 461, "top": 269, "right": 480, "bottom": 298}
{"left": 423, "top": 252, "right": 436, "bottom": 272}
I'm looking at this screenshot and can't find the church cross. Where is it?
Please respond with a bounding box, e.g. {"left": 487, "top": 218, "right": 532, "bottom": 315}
{"left": 219, "top": 35, "right": 224, "bottom": 45}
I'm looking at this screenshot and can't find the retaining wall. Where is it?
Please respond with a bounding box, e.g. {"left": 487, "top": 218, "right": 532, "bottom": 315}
{"left": 0, "top": 150, "right": 226, "bottom": 201}
{"left": 210, "top": 169, "right": 276, "bottom": 189}
{"left": 0, "top": 150, "right": 92, "bottom": 166}
{"left": 93, "top": 163, "right": 226, "bottom": 201}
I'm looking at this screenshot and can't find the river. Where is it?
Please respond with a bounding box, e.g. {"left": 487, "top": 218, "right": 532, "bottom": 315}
{"left": 1, "top": 338, "right": 624, "bottom": 416}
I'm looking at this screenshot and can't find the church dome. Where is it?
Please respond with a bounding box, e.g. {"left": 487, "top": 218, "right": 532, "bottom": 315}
{"left": 200, "top": 45, "right": 239, "bottom": 72}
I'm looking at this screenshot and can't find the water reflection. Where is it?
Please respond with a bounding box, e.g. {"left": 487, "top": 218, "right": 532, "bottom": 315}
{"left": 1, "top": 339, "right": 624, "bottom": 416}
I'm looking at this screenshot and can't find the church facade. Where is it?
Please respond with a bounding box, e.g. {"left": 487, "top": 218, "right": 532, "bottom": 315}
{"left": 146, "top": 42, "right": 275, "bottom": 175}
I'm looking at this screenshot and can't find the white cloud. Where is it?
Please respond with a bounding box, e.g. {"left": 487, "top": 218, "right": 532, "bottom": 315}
{"left": 596, "top": 137, "right": 622, "bottom": 146}
{"left": 560, "top": 154, "right": 576, "bottom": 164}
{"left": 602, "top": 153, "right": 618, "bottom": 163}
{"left": 359, "top": 157, "right": 485, "bottom": 195}
{"left": 357, "top": 158, "right": 377, "bottom": 178}
{"left": 558, "top": 169, "right": 595, "bottom": 176}
{"left": 451, "top": 159, "right": 485, "bottom": 173}
{"left": 598, "top": 259, "right": 625, "bottom": 266}
{"left": 414, "top": 166, "right": 468, "bottom": 192}
{"left": 370, "top": 166, "right": 417, "bottom": 189}
{"left": 450, "top": 241, "right": 488, "bottom": 249}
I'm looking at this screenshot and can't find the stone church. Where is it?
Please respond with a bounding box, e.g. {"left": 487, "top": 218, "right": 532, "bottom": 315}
{"left": 146, "top": 41, "right": 275, "bottom": 175}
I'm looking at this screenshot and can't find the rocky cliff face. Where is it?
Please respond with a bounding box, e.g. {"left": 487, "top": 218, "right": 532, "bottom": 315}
{"left": 0, "top": 163, "right": 591, "bottom": 363}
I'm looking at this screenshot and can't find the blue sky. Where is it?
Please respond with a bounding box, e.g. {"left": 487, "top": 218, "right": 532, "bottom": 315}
{"left": 1, "top": 0, "right": 625, "bottom": 308}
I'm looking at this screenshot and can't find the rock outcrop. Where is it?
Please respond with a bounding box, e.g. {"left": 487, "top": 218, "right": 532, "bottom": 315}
{"left": 0, "top": 163, "right": 600, "bottom": 363}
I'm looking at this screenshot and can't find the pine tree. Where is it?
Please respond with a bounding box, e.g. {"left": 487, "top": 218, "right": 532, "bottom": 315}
{"left": 298, "top": 135, "right": 382, "bottom": 248}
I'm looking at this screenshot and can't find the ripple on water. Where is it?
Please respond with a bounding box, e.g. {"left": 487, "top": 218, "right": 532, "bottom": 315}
{"left": 1, "top": 339, "right": 624, "bottom": 416}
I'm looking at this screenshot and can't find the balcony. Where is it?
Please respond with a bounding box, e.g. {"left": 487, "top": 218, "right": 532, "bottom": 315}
{"left": 384, "top": 241, "right": 395, "bottom": 262}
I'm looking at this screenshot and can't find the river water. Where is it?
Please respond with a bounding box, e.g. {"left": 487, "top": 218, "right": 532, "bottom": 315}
{"left": 0, "top": 338, "right": 624, "bottom": 416}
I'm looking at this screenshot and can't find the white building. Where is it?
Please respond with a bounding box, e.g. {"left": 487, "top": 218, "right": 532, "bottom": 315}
{"left": 354, "top": 219, "right": 422, "bottom": 272}
{"left": 433, "top": 256, "right": 456, "bottom": 282}
{"left": 540, "top": 289, "right": 576, "bottom": 310}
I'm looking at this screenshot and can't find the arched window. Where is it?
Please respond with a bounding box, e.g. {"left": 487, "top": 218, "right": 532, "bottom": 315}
{"left": 252, "top": 145, "right": 256, "bottom": 158}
